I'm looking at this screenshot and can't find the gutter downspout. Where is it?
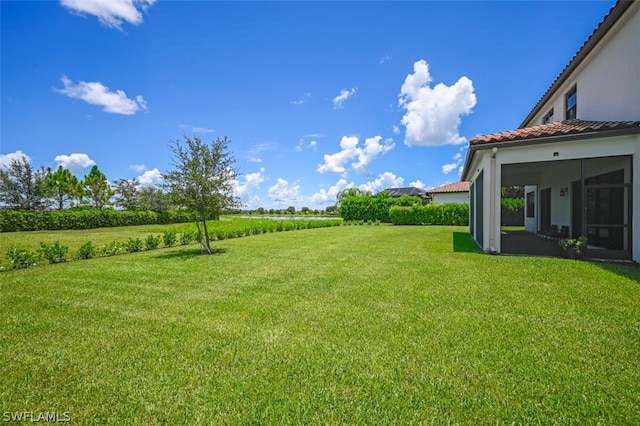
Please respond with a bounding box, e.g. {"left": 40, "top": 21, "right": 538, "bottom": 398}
{"left": 489, "top": 147, "right": 498, "bottom": 254}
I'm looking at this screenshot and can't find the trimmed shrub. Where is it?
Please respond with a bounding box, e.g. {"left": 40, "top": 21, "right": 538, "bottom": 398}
{"left": 0, "top": 208, "right": 193, "bottom": 232}
{"left": 77, "top": 241, "right": 96, "bottom": 260}
{"left": 6, "top": 247, "right": 40, "bottom": 269}
{"left": 389, "top": 203, "right": 469, "bottom": 226}
{"left": 145, "top": 234, "right": 161, "bottom": 250}
{"left": 101, "top": 241, "right": 123, "bottom": 257}
{"left": 125, "top": 238, "right": 143, "bottom": 253}
{"left": 38, "top": 241, "right": 69, "bottom": 264}
{"left": 162, "top": 230, "right": 177, "bottom": 247}
{"left": 180, "top": 231, "right": 197, "bottom": 245}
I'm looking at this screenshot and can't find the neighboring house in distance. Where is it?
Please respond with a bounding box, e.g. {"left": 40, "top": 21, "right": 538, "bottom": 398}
{"left": 384, "top": 187, "right": 431, "bottom": 203}
{"left": 461, "top": 0, "right": 640, "bottom": 261}
{"left": 427, "top": 181, "right": 470, "bottom": 204}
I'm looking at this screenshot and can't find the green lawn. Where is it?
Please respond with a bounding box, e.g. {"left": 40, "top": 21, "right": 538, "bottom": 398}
{"left": 1, "top": 225, "right": 639, "bottom": 424}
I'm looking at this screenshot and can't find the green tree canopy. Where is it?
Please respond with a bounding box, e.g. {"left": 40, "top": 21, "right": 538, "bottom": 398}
{"left": 83, "top": 165, "right": 114, "bottom": 209}
{"left": 164, "top": 135, "right": 240, "bottom": 254}
{"left": 113, "top": 178, "right": 139, "bottom": 210}
{"left": 44, "top": 165, "right": 83, "bottom": 210}
{"left": 0, "top": 155, "right": 48, "bottom": 211}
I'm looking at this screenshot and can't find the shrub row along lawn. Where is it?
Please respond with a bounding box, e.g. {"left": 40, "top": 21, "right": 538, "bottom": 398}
{"left": 0, "top": 217, "right": 343, "bottom": 270}
{"left": 1, "top": 225, "right": 639, "bottom": 424}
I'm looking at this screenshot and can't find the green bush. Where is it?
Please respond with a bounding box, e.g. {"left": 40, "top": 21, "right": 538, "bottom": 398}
{"left": 101, "top": 241, "right": 123, "bottom": 257}
{"left": 6, "top": 247, "right": 40, "bottom": 269}
{"left": 125, "top": 238, "right": 143, "bottom": 253}
{"left": 162, "top": 230, "right": 177, "bottom": 247}
{"left": 389, "top": 203, "right": 469, "bottom": 226}
{"left": 77, "top": 241, "right": 96, "bottom": 260}
{"left": 145, "top": 234, "right": 161, "bottom": 250}
{"left": 180, "top": 231, "right": 197, "bottom": 245}
{"left": 0, "top": 208, "right": 193, "bottom": 232}
{"left": 38, "top": 241, "right": 69, "bottom": 264}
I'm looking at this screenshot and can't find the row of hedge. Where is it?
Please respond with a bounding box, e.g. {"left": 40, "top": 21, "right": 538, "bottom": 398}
{"left": 339, "top": 195, "right": 423, "bottom": 222}
{"left": 0, "top": 209, "right": 194, "bottom": 232}
{"left": 3, "top": 219, "right": 345, "bottom": 270}
{"left": 389, "top": 203, "right": 469, "bottom": 226}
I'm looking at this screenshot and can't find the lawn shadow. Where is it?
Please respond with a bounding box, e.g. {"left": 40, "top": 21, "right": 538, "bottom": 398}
{"left": 453, "top": 232, "right": 482, "bottom": 253}
{"left": 591, "top": 261, "right": 640, "bottom": 283}
{"left": 154, "top": 247, "right": 227, "bottom": 260}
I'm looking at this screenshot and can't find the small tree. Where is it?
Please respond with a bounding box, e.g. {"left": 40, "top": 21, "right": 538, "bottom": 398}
{"left": 137, "top": 185, "right": 171, "bottom": 212}
{"left": 44, "top": 166, "right": 83, "bottom": 210}
{"left": 0, "top": 155, "right": 48, "bottom": 210}
{"left": 83, "top": 165, "right": 114, "bottom": 209}
{"left": 164, "top": 135, "right": 240, "bottom": 254}
{"left": 113, "top": 178, "right": 139, "bottom": 210}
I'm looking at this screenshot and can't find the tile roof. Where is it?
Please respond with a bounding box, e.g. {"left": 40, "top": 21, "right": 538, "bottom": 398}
{"left": 520, "top": 1, "right": 634, "bottom": 127}
{"left": 470, "top": 119, "right": 640, "bottom": 145}
{"left": 428, "top": 181, "right": 470, "bottom": 194}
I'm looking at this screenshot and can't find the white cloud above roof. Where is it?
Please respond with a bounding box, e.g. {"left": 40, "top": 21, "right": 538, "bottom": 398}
{"left": 399, "top": 60, "right": 476, "bottom": 147}
{"left": 56, "top": 76, "right": 148, "bottom": 115}
{"left": 409, "top": 179, "right": 426, "bottom": 189}
{"left": 60, "top": 0, "right": 156, "bottom": 29}
{"left": 358, "top": 172, "right": 404, "bottom": 194}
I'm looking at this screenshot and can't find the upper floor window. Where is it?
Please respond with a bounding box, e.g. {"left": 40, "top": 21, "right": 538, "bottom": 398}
{"left": 542, "top": 108, "right": 554, "bottom": 124}
{"left": 565, "top": 86, "right": 577, "bottom": 119}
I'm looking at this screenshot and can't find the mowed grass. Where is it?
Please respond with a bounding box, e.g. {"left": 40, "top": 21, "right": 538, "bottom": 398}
{"left": 1, "top": 225, "right": 639, "bottom": 424}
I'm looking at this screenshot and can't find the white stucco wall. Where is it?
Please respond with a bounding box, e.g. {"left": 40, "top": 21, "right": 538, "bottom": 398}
{"left": 431, "top": 192, "right": 469, "bottom": 204}
{"left": 527, "top": 3, "right": 640, "bottom": 125}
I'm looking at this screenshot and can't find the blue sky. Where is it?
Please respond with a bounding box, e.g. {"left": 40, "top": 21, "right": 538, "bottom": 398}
{"left": 1, "top": 0, "right": 614, "bottom": 209}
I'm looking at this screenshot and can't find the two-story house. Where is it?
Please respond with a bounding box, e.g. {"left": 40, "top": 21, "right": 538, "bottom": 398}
{"left": 461, "top": 0, "right": 640, "bottom": 261}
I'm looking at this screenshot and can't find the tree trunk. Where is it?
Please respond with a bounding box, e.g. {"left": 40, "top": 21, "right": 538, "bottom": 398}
{"left": 201, "top": 219, "right": 212, "bottom": 254}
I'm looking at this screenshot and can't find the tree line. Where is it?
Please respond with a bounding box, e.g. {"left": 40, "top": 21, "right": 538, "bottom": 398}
{"left": 0, "top": 156, "right": 173, "bottom": 213}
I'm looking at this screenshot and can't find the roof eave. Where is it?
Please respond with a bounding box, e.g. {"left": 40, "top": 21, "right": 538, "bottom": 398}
{"left": 461, "top": 125, "right": 639, "bottom": 180}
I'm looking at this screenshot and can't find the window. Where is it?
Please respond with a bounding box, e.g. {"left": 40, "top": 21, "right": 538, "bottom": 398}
{"left": 542, "top": 108, "right": 554, "bottom": 124}
{"left": 526, "top": 191, "right": 535, "bottom": 217}
{"left": 565, "top": 86, "right": 577, "bottom": 119}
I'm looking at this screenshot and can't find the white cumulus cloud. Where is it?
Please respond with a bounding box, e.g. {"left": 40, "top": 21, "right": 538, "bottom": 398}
{"left": 268, "top": 178, "right": 303, "bottom": 207}
{"left": 54, "top": 153, "right": 96, "bottom": 173}
{"left": 358, "top": 172, "right": 404, "bottom": 194}
{"left": 129, "top": 164, "right": 147, "bottom": 173}
{"left": 137, "top": 168, "right": 162, "bottom": 187}
{"left": 60, "top": 0, "right": 156, "bottom": 29}
{"left": 442, "top": 163, "right": 458, "bottom": 174}
{"left": 317, "top": 135, "right": 394, "bottom": 177}
{"left": 56, "top": 76, "right": 147, "bottom": 115}
{"left": 0, "top": 150, "right": 30, "bottom": 170}
{"left": 409, "top": 180, "right": 426, "bottom": 189}
{"left": 333, "top": 87, "right": 357, "bottom": 109}
{"left": 234, "top": 168, "right": 265, "bottom": 199}
{"left": 352, "top": 136, "right": 395, "bottom": 176}
{"left": 399, "top": 60, "right": 476, "bottom": 146}
{"left": 308, "top": 178, "right": 353, "bottom": 205}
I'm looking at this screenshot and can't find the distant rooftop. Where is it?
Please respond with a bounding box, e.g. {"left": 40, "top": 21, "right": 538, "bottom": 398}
{"left": 428, "top": 181, "right": 470, "bottom": 194}
{"left": 385, "top": 187, "right": 428, "bottom": 198}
